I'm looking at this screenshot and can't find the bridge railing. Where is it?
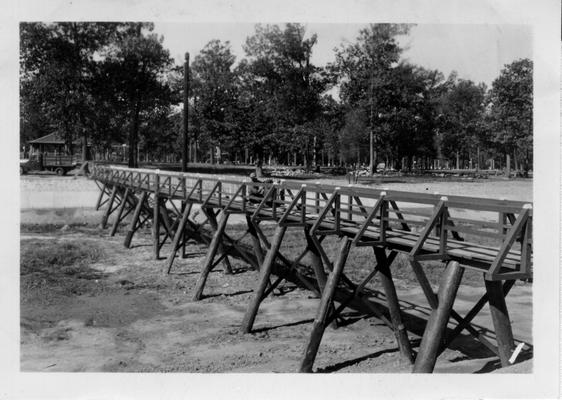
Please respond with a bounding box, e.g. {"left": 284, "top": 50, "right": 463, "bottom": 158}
{"left": 90, "top": 164, "right": 532, "bottom": 280}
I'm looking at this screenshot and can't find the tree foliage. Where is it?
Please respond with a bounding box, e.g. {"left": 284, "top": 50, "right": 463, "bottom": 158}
{"left": 191, "top": 40, "right": 238, "bottom": 161}
{"left": 238, "top": 24, "right": 327, "bottom": 167}
{"left": 20, "top": 22, "right": 175, "bottom": 167}
{"left": 20, "top": 22, "right": 120, "bottom": 158}
{"left": 98, "top": 23, "right": 173, "bottom": 167}
{"left": 437, "top": 77, "right": 487, "bottom": 162}
{"left": 20, "top": 23, "right": 533, "bottom": 174}
{"left": 486, "top": 58, "right": 533, "bottom": 170}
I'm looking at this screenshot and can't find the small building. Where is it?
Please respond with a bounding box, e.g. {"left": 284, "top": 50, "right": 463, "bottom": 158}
{"left": 27, "top": 132, "right": 88, "bottom": 157}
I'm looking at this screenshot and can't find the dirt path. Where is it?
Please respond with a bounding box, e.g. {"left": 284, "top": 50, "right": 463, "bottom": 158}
{"left": 20, "top": 226, "right": 532, "bottom": 374}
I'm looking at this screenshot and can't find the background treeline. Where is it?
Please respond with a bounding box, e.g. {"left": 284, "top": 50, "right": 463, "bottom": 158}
{"left": 20, "top": 22, "right": 533, "bottom": 173}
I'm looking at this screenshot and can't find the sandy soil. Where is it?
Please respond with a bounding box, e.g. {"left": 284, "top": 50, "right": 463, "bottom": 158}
{"left": 19, "top": 174, "right": 533, "bottom": 374}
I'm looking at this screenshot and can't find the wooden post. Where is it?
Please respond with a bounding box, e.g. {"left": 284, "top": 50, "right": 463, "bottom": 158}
{"left": 413, "top": 261, "right": 463, "bottom": 373}
{"left": 299, "top": 238, "right": 352, "bottom": 373}
{"left": 110, "top": 188, "right": 130, "bottom": 236}
{"left": 246, "top": 215, "right": 264, "bottom": 268}
{"left": 100, "top": 185, "right": 118, "bottom": 229}
{"left": 206, "top": 209, "right": 233, "bottom": 274}
{"left": 192, "top": 211, "right": 230, "bottom": 300}
{"left": 124, "top": 191, "right": 147, "bottom": 248}
{"left": 153, "top": 174, "right": 161, "bottom": 259}
{"left": 180, "top": 203, "right": 189, "bottom": 258}
{"left": 241, "top": 225, "right": 287, "bottom": 334}
{"left": 159, "top": 200, "right": 174, "bottom": 241}
{"left": 181, "top": 202, "right": 193, "bottom": 257}
{"left": 305, "top": 230, "right": 328, "bottom": 292}
{"left": 165, "top": 201, "right": 193, "bottom": 274}
{"left": 95, "top": 182, "right": 107, "bottom": 210}
{"left": 374, "top": 248, "right": 413, "bottom": 364}
{"left": 484, "top": 279, "right": 515, "bottom": 367}
{"left": 305, "top": 229, "right": 336, "bottom": 328}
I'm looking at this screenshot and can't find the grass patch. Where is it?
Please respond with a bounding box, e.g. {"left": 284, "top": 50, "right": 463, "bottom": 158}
{"left": 21, "top": 239, "right": 107, "bottom": 302}
{"left": 20, "top": 223, "right": 99, "bottom": 233}
{"left": 21, "top": 240, "right": 104, "bottom": 276}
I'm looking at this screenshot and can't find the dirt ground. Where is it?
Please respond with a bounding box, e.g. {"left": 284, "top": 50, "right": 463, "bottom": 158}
{"left": 19, "top": 174, "right": 533, "bottom": 374}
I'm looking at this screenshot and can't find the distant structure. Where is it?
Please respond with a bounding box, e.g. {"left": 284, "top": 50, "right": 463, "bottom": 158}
{"left": 26, "top": 132, "right": 85, "bottom": 157}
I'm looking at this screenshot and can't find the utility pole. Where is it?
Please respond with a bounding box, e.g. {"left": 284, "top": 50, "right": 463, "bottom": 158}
{"left": 369, "top": 76, "right": 374, "bottom": 176}
{"left": 182, "top": 52, "right": 190, "bottom": 172}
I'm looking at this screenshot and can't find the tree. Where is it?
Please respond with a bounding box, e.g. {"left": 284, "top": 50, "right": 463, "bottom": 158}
{"left": 98, "top": 23, "right": 174, "bottom": 167}
{"left": 331, "top": 24, "right": 412, "bottom": 171}
{"left": 486, "top": 58, "right": 533, "bottom": 175}
{"left": 20, "top": 22, "right": 121, "bottom": 161}
{"left": 339, "top": 108, "right": 369, "bottom": 164}
{"left": 239, "top": 24, "right": 327, "bottom": 169}
{"left": 437, "top": 77, "right": 487, "bottom": 169}
{"left": 317, "top": 95, "right": 345, "bottom": 166}
{"left": 191, "top": 40, "right": 238, "bottom": 163}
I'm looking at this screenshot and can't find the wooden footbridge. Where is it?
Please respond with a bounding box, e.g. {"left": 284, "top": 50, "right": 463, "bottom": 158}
{"left": 90, "top": 164, "right": 533, "bottom": 373}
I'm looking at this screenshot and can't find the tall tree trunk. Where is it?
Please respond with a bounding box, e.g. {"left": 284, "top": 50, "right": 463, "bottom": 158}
{"left": 81, "top": 133, "right": 89, "bottom": 163}
{"left": 64, "top": 119, "right": 74, "bottom": 157}
{"left": 255, "top": 151, "right": 263, "bottom": 177}
{"left": 456, "top": 151, "right": 459, "bottom": 170}
{"left": 476, "top": 146, "right": 480, "bottom": 171}
{"left": 129, "top": 100, "right": 140, "bottom": 168}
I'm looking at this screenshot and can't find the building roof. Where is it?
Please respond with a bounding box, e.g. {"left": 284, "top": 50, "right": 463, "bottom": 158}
{"left": 29, "top": 132, "right": 84, "bottom": 145}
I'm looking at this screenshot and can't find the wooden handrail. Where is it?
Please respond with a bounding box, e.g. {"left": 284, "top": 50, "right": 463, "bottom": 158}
{"left": 90, "top": 164, "right": 533, "bottom": 280}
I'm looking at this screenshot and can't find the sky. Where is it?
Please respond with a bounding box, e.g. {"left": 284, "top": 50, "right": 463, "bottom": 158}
{"left": 153, "top": 22, "right": 532, "bottom": 87}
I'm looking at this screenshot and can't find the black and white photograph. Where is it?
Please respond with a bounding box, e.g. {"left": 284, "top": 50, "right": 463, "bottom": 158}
{"left": 2, "top": 0, "right": 560, "bottom": 399}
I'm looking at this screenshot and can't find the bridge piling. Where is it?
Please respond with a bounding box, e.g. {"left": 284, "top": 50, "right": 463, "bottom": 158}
{"left": 413, "top": 261, "right": 463, "bottom": 373}
{"left": 100, "top": 185, "right": 118, "bottom": 229}
{"left": 110, "top": 188, "right": 130, "bottom": 236}
{"left": 299, "top": 237, "right": 352, "bottom": 373}
{"left": 124, "top": 191, "right": 148, "bottom": 248}
{"left": 193, "top": 211, "right": 230, "bottom": 300}
{"left": 241, "top": 225, "right": 288, "bottom": 334}
{"left": 374, "top": 247, "right": 414, "bottom": 365}
{"left": 485, "top": 279, "right": 515, "bottom": 367}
